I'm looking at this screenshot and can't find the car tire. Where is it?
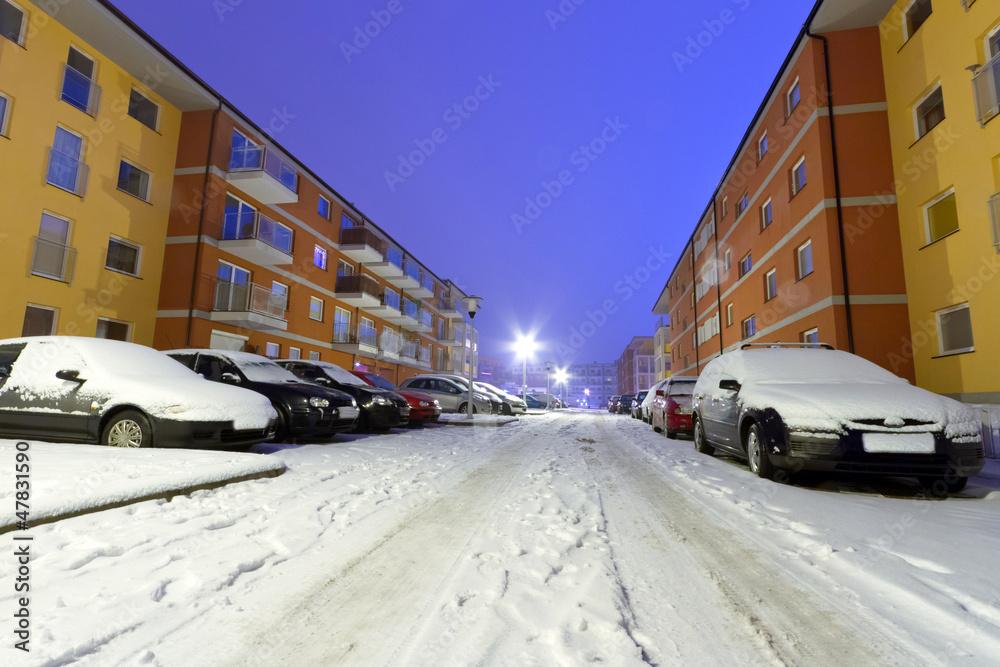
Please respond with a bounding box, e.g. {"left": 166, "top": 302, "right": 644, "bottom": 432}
{"left": 458, "top": 403, "right": 477, "bottom": 415}
{"left": 502, "top": 404, "right": 512, "bottom": 416}
{"left": 666, "top": 429, "right": 676, "bottom": 439}
{"left": 746, "top": 423, "right": 776, "bottom": 480}
{"left": 351, "top": 411, "right": 368, "bottom": 434}
{"left": 693, "top": 417, "right": 714, "bottom": 455}
{"left": 272, "top": 405, "right": 289, "bottom": 442}
{"left": 652, "top": 423, "right": 662, "bottom": 433}
{"left": 102, "top": 410, "right": 152, "bottom": 448}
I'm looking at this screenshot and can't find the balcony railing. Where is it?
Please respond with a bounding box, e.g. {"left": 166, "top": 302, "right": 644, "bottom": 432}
{"left": 401, "top": 338, "right": 418, "bottom": 360}
{"left": 402, "top": 298, "right": 419, "bottom": 319}
{"left": 214, "top": 281, "right": 287, "bottom": 319}
{"left": 30, "top": 237, "right": 76, "bottom": 283}
{"left": 418, "top": 346, "right": 432, "bottom": 363}
{"left": 438, "top": 297, "right": 461, "bottom": 313}
{"left": 380, "top": 330, "right": 400, "bottom": 355}
{"left": 990, "top": 191, "right": 1000, "bottom": 251}
{"left": 403, "top": 259, "right": 421, "bottom": 281}
{"left": 421, "top": 310, "right": 434, "bottom": 328}
{"left": 339, "top": 226, "right": 383, "bottom": 248}
{"left": 333, "top": 322, "right": 378, "bottom": 348}
{"left": 61, "top": 64, "right": 101, "bottom": 115}
{"left": 229, "top": 144, "right": 298, "bottom": 193}
{"left": 421, "top": 274, "right": 435, "bottom": 293}
{"left": 386, "top": 246, "right": 403, "bottom": 268}
{"left": 335, "top": 273, "right": 381, "bottom": 297}
{"left": 973, "top": 53, "right": 1000, "bottom": 124}
{"left": 381, "top": 290, "right": 401, "bottom": 311}
{"left": 222, "top": 212, "right": 293, "bottom": 254}
{"left": 46, "top": 147, "right": 89, "bottom": 196}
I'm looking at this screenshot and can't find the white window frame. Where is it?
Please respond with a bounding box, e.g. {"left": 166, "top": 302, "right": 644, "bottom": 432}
{"left": 127, "top": 88, "right": 160, "bottom": 131}
{"left": 309, "top": 296, "right": 324, "bottom": 321}
{"left": 791, "top": 156, "right": 807, "bottom": 195}
{"left": 736, "top": 192, "right": 750, "bottom": 216}
{"left": 117, "top": 158, "right": 151, "bottom": 202}
{"left": 923, "top": 189, "right": 958, "bottom": 244}
{"left": 786, "top": 77, "right": 801, "bottom": 116}
{"left": 308, "top": 350, "right": 320, "bottom": 361}
{"left": 802, "top": 327, "right": 819, "bottom": 345}
{"left": 287, "top": 346, "right": 301, "bottom": 360}
{"left": 23, "top": 303, "right": 57, "bottom": 336}
{"left": 764, "top": 269, "right": 777, "bottom": 301}
{"left": 761, "top": 198, "right": 773, "bottom": 229}
{"left": 797, "top": 240, "right": 813, "bottom": 279}
{"left": 913, "top": 84, "right": 944, "bottom": 140}
{"left": 742, "top": 315, "right": 757, "bottom": 340}
{"left": 265, "top": 342, "right": 280, "bottom": 359}
{"left": 757, "top": 132, "right": 768, "bottom": 161}
{"left": 318, "top": 194, "right": 331, "bottom": 220}
{"left": 1, "top": 0, "right": 27, "bottom": 46}
{"left": 903, "top": 0, "right": 932, "bottom": 42}
{"left": 96, "top": 316, "right": 131, "bottom": 342}
{"left": 0, "top": 91, "right": 10, "bottom": 136}
{"left": 721, "top": 197, "right": 728, "bottom": 217}
{"left": 936, "top": 303, "right": 975, "bottom": 356}
{"left": 739, "top": 252, "right": 752, "bottom": 278}
{"left": 726, "top": 303, "right": 734, "bottom": 327}
{"left": 314, "top": 244, "right": 328, "bottom": 270}
{"left": 724, "top": 248, "right": 731, "bottom": 272}
{"left": 105, "top": 236, "right": 142, "bottom": 277}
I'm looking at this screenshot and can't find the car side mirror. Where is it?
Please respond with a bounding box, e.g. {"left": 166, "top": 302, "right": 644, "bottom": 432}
{"left": 655, "top": 390, "right": 664, "bottom": 397}
{"left": 221, "top": 372, "right": 241, "bottom": 384}
{"left": 719, "top": 379, "right": 741, "bottom": 392}
{"left": 56, "top": 369, "right": 85, "bottom": 384}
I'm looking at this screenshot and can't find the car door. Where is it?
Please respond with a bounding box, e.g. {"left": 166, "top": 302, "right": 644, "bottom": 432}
{"left": 431, "top": 379, "right": 462, "bottom": 411}
{"left": 703, "top": 375, "right": 741, "bottom": 451}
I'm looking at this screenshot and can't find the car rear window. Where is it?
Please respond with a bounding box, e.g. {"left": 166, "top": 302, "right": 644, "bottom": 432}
{"left": 667, "top": 380, "right": 697, "bottom": 396}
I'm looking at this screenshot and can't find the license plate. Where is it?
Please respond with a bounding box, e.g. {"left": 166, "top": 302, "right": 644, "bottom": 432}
{"left": 862, "top": 432, "right": 935, "bottom": 454}
{"left": 339, "top": 407, "right": 360, "bottom": 420}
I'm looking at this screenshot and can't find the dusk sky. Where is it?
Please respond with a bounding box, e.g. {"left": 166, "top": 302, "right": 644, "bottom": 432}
{"left": 112, "top": 0, "right": 814, "bottom": 367}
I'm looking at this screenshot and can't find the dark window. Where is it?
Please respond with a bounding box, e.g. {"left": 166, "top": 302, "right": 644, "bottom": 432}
{"left": 22, "top": 305, "right": 55, "bottom": 336}
{"left": 0, "top": 0, "right": 25, "bottom": 44}
{"left": 128, "top": 89, "right": 159, "bottom": 130}
{"left": 916, "top": 87, "right": 945, "bottom": 139}
{"left": 117, "top": 161, "right": 150, "bottom": 200}
{"left": 106, "top": 238, "right": 140, "bottom": 275}
{"left": 96, "top": 318, "right": 129, "bottom": 341}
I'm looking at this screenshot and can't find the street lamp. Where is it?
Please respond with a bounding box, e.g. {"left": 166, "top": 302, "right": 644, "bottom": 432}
{"left": 462, "top": 296, "right": 483, "bottom": 419}
{"left": 516, "top": 336, "right": 537, "bottom": 404}
{"left": 545, "top": 361, "right": 553, "bottom": 409}
{"left": 555, "top": 368, "right": 568, "bottom": 408}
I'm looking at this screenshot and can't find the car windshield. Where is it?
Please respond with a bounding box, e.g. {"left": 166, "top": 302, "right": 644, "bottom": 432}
{"left": 667, "top": 380, "right": 697, "bottom": 396}
{"left": 363, "top": 373, "right": 398, "bottom": 391}
{"left": 232, "top": 358, "right": 301, "bottom": 383}
{"left": 314, "top": 362, "right": 367, "bottom": 386}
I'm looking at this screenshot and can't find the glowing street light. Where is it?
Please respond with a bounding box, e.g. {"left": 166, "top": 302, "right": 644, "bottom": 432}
{"left": 554, "top": 368, "right": 568, "bottom": 408}
{"left": 463, "top": 296, "right": 483, "bottom": 419}
{"left": 515, "top": 336, "right": 537, "bottom": 403}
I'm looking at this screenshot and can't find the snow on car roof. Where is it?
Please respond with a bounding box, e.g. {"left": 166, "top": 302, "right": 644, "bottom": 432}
{"left": 715, "top": 348, "right": 905, "bottom": 385}
{"left": 169, "top": 349, "right": 299, "bottom": 384}
{"left": 290, "top": 360, "right": 367, "bottom": 386}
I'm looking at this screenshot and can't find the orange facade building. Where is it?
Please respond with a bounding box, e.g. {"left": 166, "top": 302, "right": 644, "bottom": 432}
{"left": 653, "top": 4, "right": 913, "bottom": 382}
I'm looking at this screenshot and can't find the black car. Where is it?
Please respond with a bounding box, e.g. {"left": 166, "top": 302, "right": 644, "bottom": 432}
{"left": 167, "top": 349, "right": 358, "bottom": 441}
{"left": 691, "top": 345, "right": 985, "bottom": 495}
{"left": 617, "top": 394, "right": 635, "bottom": 415}
{"left": 277, "top": 359, "right": 409, "bottom": 431}
{"left": 0, "top": 337, "right": 277, "bottom": 448}
{"left": 631, "top": 391, "right": 648, "bottom": 419}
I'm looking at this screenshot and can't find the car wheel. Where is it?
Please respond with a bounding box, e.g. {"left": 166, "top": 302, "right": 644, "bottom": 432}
{"left": 652, "top": 423, "right": 661, "bottom": 433}
{"left": 666, "top": 429, "right": 676, "bottom": 439}
{"left": 458, "top": 403, "right": 477, "bottom": 415}
{"left": 272, "top": 405, "right": 289, "bottom": 442}
{"left": 102, "top": 410, "right": 152, "bottom": 448}
{"left": 502, "top": 404, "right": 512, "bottom": 416}
{"left": 693, "top": 417, "right": 714, "bottom": 455}
{"left": 919, "top": 475, "right": 968, "bottom": 497}
{"left": 351, "top": 411, "right": 368, "bottom": 434}
{"left": 746, "top": 423, "right": 776, "bottom": 480}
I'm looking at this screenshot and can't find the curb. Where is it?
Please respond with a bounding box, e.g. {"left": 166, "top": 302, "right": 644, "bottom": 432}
{"left": 438, "top": 417, "right": 519, "bottom": 428}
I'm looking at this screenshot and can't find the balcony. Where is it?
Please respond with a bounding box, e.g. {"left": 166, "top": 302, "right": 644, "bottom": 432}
{"left": 211, "top": 281, "right": 288, "bottom": 331}
{"left": 417, "top": 345, "right": 432, "bottom": 370}
{"left": 413, "top": 309, "right": 434, "bottom": 334}
{"left": 438, "top": 326, "right": 462, "bottom": 347}
{"left": 30, "top": 237, "right": 77, "bottom": 283}
{"left": 398, "top": 299, "right": 422, "bottom": 331}
{"left": 438, "top": 297, "right": 463, "bottom": 319}
{"left": 379, "top": 330, "right": 400, "bottom": 361}
{"left": 365, "top": 243, "right": 404, "bottom": 279}
{"left": 46, "top": 147, "right": 89, "bottom": 197}
{"left": 990, "top": 191, "right": 1000, "bottom": 252}
{"left": 227, "top": 144, "right": 298, "bottom": 204}
{"left": 334, "top": 274, "right": 381, "bottom": 310}
{"left": 973, "top": 53, "right": 1000, "bottom": 125}
{"left": 219, "top": 212, "right": 293, "bottom": 266}
{"left": 399, "top": 338, "right": 418, "bottom": 362}
{"left": 366, "top": 289, "right": 402, "bottom": 319}
{"left": 409, "top": 272, "right": 435, "bottom": 299}
{"left": 339, "top": 226, "right": 384, "bottom": 263}
{"left": 387, "top": 257, "right": 420, "bottom": 290}
{"left": 332, "top": 323, "right": 378, "bottom": 356}
{"left": 61, "top": 64, "right": 101, "bottom": 115}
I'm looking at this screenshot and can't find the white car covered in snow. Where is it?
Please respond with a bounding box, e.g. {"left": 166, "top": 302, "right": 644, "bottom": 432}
{"left": 691, "top": 344, "right": 984, "bottom": 495}
{"left": 0, "top": 337, "right": 277, "bottom": 448}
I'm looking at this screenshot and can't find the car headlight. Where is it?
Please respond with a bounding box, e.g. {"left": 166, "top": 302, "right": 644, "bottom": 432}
{"left": 433, "top": 400, "right": 440, "bottom": 407}
{"left": 351, "top": 398, "right": 358, "bottom": 408}
{"left": 419, "top": 400, "right": 431, "bottom": 407}
{"left": 474, "top": 392, "right": 488, "bottom": 402}
{"left": 373, "top": 395, "right": 391, "bottom": 406}
{"left": 309, "top": 397, "right": 330, "bottom": 408}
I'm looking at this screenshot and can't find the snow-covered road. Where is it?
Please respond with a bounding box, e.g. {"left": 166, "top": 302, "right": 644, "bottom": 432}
{"left": 4, "top": 411, "right": 1000, "bottom": 665}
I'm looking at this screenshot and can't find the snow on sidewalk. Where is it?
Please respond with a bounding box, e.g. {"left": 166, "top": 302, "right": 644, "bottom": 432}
{"left": 0, "top": 440, "right": 285, "bottom": 532}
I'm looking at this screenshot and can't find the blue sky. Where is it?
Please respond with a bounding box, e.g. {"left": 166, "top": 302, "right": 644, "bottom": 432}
{"left": 112, "top": 0, "right": 815, "bottom": 366}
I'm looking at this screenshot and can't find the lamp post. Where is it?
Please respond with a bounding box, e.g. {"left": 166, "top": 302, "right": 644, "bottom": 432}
{"left": 545, "top": 361, "right": 552, "bottom": 409}
{"left": 555, "top": 369, "right": 568, "bottom": 409}
{"left": 462, "top": 296, "right": 483, "bottom": 419}
{"left": 516, "top": 336, "right": 536, "bottom": 404}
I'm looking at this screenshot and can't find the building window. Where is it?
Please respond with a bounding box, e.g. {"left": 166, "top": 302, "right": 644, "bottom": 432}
{"left": 758, "top": 132, "right": 768, "bottom": 161}
{"left": 117, "top": 160, "right": 151, "bottom": 201}
{"left": 62, "top": 47, "right": 99, "bottom": 115}
{"left": 106, "top": 237, "right": 141, "bottom": 276}
{"left": 802, "top": 328, "right": 819, "bottom": 345}
{"left": 904, "top": 0, "right": 932, "bottom": 41}
{"left": 797, "top": 240, "right": 813, "bottom": 279}
{"left": 764, "top": 269, "right": 777, "bottom": 301}
{"left": 309, "top": 296, "right": 324, "bottom": 321}
{"left": 265, "top": 342, "right": 280, "bottom": 359}
{"left": 724, "top": 249, "right": 731, "bottom": 271}
{"left": 0, "top": 0, "right": 26, "bottom": 45}
{"left": 318, "top": 195, "right": 331, "bottom": 220}
{"left": 791, "top": 157, "right": 807, "bottom": 195}
{"left": 288, "top": 347, "right": 301, "bottom": 360}
{"left": 308, "top": 350, "right": 320, "bottom": 361}
{"left": 341, "top": 213, "right": 357, "bottom": 229}
{"left": 31, "top": 212, "right": 74, "bottom": 282}
{"left": 96, "top": 318, "right": 130, "bottom": 342}
{"left": 721, "top": 197, "right": 728, "bottom": 217}
{"left": 739, "top": 252, "right": 753, "bottom": 277}
{"left": 741, "top": 315, "right": 757, "bottom": 340}
{"left": 0, "top": 91, "right": 10, "bottom": 136}
{"left": 937, "top": 303, "right": 974, "bottom": 355}
{"left": 736, "top": 192, "right": 750, "bottom": 216}
{"left": 127, "top": 89, "right": 159, "bottom": 130}
{"left": 690, "top": 292, "right": 695, "bottom": 307}
{"left": 914, "top": 86, "right": 945, "bottom": 139}
{"left": 47, "top": 126, "right": 87, "bottom": 195}
{"left": 313, "top": 245, "right": 328, "bottom": 270}
{"left": 761, "top": 199, "right": 773, "bottom": 229}
{"left": 925, "top": 190, "right": 958, "bottom": 243}
{"left": 337, "top": 260, "right": 354, "bottom": 277}
{"left": 726, "top": 303, "right": 734, "bottom": 327}
{"left": 787, "top": 77, "right": 801, "bottom": 116}
{"left": 22, "top": 304, "right": 56, "bottom": 336}
{"left": 271, "top": 281, "right": 289, "bottom": 312}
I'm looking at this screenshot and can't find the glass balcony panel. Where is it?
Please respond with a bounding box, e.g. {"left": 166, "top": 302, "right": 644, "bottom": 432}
{"left": 30, "top": 237, "right": 76, "bottom": 282}
{"left": 46, "top": 148, "right": 89, "bottom": 195}
{"left": 382, "top": 291, "right": 401, "bottom": 310}
{"left": 973, "top": 53, "right": 1000, "bottom": 124}
{"left": 61, "top": 65, "right": 100, "bottom": 115}
{"left": 386, "top": 247, "right": 403, "bottom": 268}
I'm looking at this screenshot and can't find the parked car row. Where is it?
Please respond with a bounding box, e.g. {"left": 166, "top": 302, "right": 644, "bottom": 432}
{"left": 398, "top": 374, "right": 527, "bottom": 415}
{"left": 628, "top": 343, "right": 985, "bottom": 497}
{"left": 0, "top": 337, "right": 446, "bottom": 449}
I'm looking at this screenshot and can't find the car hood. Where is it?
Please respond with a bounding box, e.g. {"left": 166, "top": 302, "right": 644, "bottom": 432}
{"left": 742, "top": 382, "right": 980, "bottom": 437}
{"left": 244, "top": 380, "right": 355, "bottom": 407}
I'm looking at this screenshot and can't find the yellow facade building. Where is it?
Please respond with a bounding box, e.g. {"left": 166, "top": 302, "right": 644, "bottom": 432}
{"left": 0, "top": 0, "right": 213, "bottom": 345}
{"left": 879, "top": 0, "right": 1000, "bottom": 403}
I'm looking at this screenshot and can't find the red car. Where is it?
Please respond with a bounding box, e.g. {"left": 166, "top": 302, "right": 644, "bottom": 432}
{"left": 651, "top": 377, "right": 698, "bottom": 439}
{"left": 351, "top": 371, "right": 442, "bottom": 426}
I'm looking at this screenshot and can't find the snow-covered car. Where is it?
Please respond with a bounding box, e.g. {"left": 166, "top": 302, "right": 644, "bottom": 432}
{"left": 350, "top": 371, "right": 442, "bottom": 426}
{"left": 476, "top": 381, "right": 528, "bottom": 415}
{"left": 691, "top": 345, "right": 984, "bottom": 494}
{"left": 167, "top": 350, "right": 358, "bottom": 441}
{"left": 608, "top": 396, "right": 620, "bottom": 412}
{"left": 398, "top": 376, "right": 493, "bottom": 414}
{"left": 0, "top": 337, "right": 277, "bottom": 448}
{"left": 651, "top": 376, "right": 698, "bottom": 438}
{"left": 616, "top": 394, "right": 634, "bottom": 415}
{"left": 639, "top": 380, "right": 666, "bottom": 423}
{"left": 630, "top": 391, "right": 648, "bottom": 419}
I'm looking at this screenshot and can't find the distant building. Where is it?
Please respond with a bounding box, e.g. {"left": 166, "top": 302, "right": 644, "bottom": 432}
{"left": 653, "top": 316, "right": 671, "bottom": 382}
{"left": 476, "top": 355, "right": 506, "bottom": 384}
{"left": 617, "top": 336, "right": 655, "bottom": 395}
{"left": 566, "top": 362, "right": 617, "bottom": 409}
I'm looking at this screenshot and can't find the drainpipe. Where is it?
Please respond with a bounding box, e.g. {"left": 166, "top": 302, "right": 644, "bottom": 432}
{"left": 692, "top": 244, "right": 700, "bottom": 372}
{"left": 804, "top": 25, "right": 855, "bottom": 353}
{"left": 711, "top": 196, "right": 724, "bottom": 356}
{"left": 185, "top": 102, "right": 223, "bottom": 347}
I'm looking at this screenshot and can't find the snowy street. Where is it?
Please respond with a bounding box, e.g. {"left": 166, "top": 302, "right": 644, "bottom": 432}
{"left": 4, "top": 411, "right": 1000, "bottom": 666}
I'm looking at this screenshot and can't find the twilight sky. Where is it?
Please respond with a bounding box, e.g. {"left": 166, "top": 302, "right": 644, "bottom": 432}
{"left": 111, "top": 0, "right": 814, "bottom": 366}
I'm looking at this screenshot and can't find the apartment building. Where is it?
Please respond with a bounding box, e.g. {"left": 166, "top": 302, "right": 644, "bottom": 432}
{"left": 0, "top": 0, "right": 192, "bottom": 345}
{"left": 616, "top": 336, "right": 655, "bottom": 395}
{"left": 653, "top": 1, "right": 914, "bottom": 382}
{"left": 878, "top": 0, "right": 1000, "bottom": 403}
{"left": 653, "top": 316, "right": 671, "bottom": 382}
{"left": 1, "top": 0, "right": 476, "bottom": 385}
{"left": 566, "top": 362, "right": 617, "bottom": 409}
